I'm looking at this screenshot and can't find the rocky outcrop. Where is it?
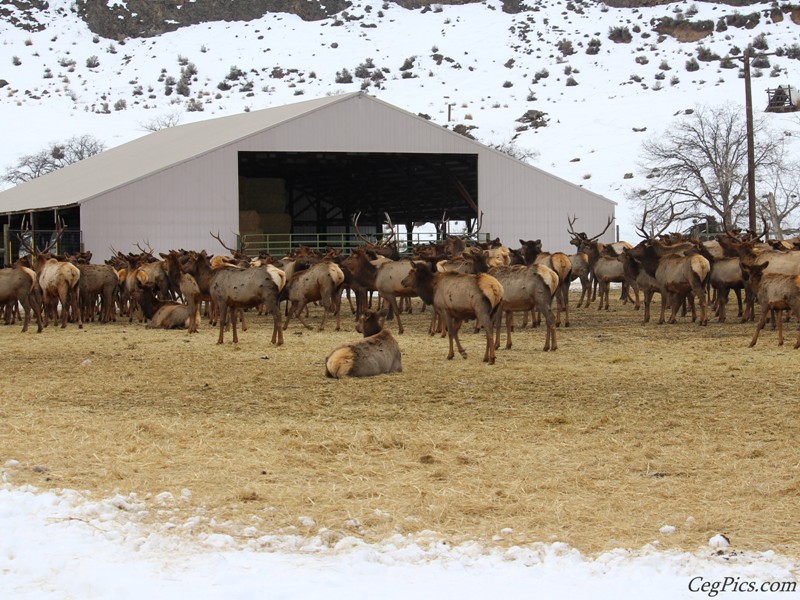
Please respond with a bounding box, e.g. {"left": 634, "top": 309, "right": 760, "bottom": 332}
{"left": 76, "top": 0, "right": 352, "bottom": 39}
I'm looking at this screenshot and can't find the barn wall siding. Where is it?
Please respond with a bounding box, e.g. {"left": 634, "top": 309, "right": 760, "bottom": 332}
{"left": 82, "top": 149, "right": 240, "bottom": 258}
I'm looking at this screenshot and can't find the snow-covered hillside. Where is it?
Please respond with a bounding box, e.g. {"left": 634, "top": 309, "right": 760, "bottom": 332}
{"left": 2, "top": 0, "right": 800, "bottom": 239}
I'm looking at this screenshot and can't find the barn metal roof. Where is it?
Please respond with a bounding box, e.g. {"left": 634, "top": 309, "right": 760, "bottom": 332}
{"left": 0, "top": 93, "right": 363, "bottom": 215}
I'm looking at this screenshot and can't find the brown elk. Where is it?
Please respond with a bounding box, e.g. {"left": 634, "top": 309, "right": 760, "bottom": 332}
{"left": 33, "top": 255, "right": 82, "bottom": 329}
{"left": 325, "top": 309, "right": 403, "bottom": 378}
{"left": 372, "top": 257, "right": 427, "bottom": 334}
{"left": 210, "top": 263, "right": 284, "bottom": 345}
{"left": 718, "top": 230, "right": 800, "bottom": 321}
{"left": 0, "top": 264, "right": 43, "bottom": 332}
{"left": 567, "top": 251, "right": 592, "bottom": 308}
{"left": 283, "top": 261, "right": 346, "bottom": 331}
{"left": 137, "top": 281, "right": 200, "bottom": 330}
{"left": 517, "top": 239, "right": 572, "bottom": 327}
{"left": 626, "top": 239, "right": 711, "bottom": 325}
{"left": 488, "top": 264, "right": 559, "bottom": 351}
{"left": 740, "top": 261, "right": 800, "bottom": 348}
{"left": 401, "top": 262, "right": 504, "bottom": 364}
{"left": 75, "top": 263, "right": 118, "bottom": 323}
{"left": 620, "top": 248, "right": 660, "bottom": 324}
{"left": 691, "top": 240, "right": 744, "bottom": 323}
{"left": 568, "top": 215, "right": 633, "bottom": 306}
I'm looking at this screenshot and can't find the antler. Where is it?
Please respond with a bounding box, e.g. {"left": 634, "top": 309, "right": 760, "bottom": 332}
{"left": 37, "top": 220, "right": 64, "bottom": 255}
{"left": 589, "top": 215, "right": 614, "bottom": 241}
{"left": 352, "top": 212, "right": 373, "bottom": 244}
{"left": 210, "top": 231, "right": 237, "bottom": 255}
{"left": 566, "top": 213, "right": 588, "bottom": 240}
{"left": 635, "top": 204, "right": 685, "bottom": 240}
{"left": 382, "top": 212, "right": 396, "bottom": 245}
{"left": 135, "top": 240, "right": 155, "bottom": 256}
{"left": 465, "top": 211, "right": 484, "bottom": 239}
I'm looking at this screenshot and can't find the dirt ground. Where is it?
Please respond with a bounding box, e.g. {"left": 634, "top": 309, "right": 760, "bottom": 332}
{"left": 1, "top": 291, "right": 799, "bottom": 558}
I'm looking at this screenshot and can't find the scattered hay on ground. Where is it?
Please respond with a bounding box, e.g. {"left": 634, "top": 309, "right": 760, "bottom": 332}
{"left": 1, "top": 292, "right": 799, "bottom": 557}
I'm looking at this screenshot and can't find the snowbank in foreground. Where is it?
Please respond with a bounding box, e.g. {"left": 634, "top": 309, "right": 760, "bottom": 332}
{"left": 1, "top": 482, "right": 797, "bottom": 599}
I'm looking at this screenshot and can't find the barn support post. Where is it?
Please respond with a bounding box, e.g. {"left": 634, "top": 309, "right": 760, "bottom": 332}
{"left": 2, "top": 223, "right": 8, "bottom": 266}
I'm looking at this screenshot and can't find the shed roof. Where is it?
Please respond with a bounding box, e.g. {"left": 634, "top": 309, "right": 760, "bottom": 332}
{"left": 0, "top": 93, "right": 362, "bottom": 215}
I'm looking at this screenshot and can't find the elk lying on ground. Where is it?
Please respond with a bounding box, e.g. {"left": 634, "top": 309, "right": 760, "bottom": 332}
{"left": 325, "top": 309, "right": 403, "bottom": 378}
{"left": 740, "top": 260, "right": 800, "bottom": 348}
{"left": 0, "top": 265, "right": 42, "bottom": 332}
{"left": 138, "top": 282, "right": 200, "bottom": 330}
{"left": 488, "top": 264, "right": 559, "bottom": 351}
{"left": 402, "top": 262, "right": 504, "bottom": 364}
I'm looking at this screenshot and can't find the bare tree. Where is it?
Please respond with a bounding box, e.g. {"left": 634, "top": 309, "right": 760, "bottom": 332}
{"left": 2, "top": 134, "right": 106, "bottom": 186}
{"left": 139, "top": 110, "right": 182, "bottom": 132}
{"left": 628, "top": 103, "right": 785, "bottom": 232}
{"left": 757, "top": 152, "right": 800, "bottom": 238}
{"left": 489, "top": 140, "right": 540, "bottom": 164}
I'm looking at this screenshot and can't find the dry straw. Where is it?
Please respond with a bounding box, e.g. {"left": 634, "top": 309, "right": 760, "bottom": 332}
{"left": 1, "top": 292, "right": 799, "bottom": 557}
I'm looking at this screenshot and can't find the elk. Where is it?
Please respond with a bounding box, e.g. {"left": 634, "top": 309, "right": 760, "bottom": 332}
{"left": 568, "top": 215, "right": 633, "bottom": 306}
{"left": 718, "top": 231, "right": 800, "bottom": 321}
{"left": 33, "top": 254, "right": 82, "bottom": 329}
{"left": 325, "top": 309, "right": 403, "bottom": 378}
{"left": 137, "top": 281, "right": 200, "bottom": 330}
{"left": 179, "top": 273, "right": 202, "bottom": 333}
{"left": 210, "top": 263, "right": 284, "bottom": 345}
{"left": 740, "top": 261, "right": 800, "bottom": 348}
{"left": 626, "top": 239, "right": 711, "bottom": 325}
{"left": 75, "top": 263, "right": 118, "bottom": 323}
{"left": 372, "top": 258, "right": 426, "bottom": 334}
{"left": 567, "top": 251, "right": 592, "bottom": 308}
{"left": 0, "top": 264, "right": 42, "bottom": 333}
{"left": 401, "top": 261, "right": 504, "bottom": 364}
{"left": 691, "top": 240, "right": 745, "bottom": 323}
{"left": 517, "top": 239, "right": 572, "bottom": 327}
{"left": 489, "top": 264, "right": 559, "bottom": 351}
{"left": 283, "top": 261, "right": 346, "bottom": 331}
{"left": 620, "top": 248, "right": 660, "bottom": 324}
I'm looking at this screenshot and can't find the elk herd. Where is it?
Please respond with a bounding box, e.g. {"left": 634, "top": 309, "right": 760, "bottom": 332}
{"left": 3, "top": 211, "right": 800, "bottom": 379}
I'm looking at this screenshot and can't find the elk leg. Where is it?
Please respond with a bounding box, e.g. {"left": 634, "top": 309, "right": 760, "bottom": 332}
{"left": 749, "top": 307, "right": 769, "bottom": 347}
{"left": 231, "top": 305, "right": 239, "bottom": 343}
{"left": 561, "top": 282, "right": 570, "bottom": 327}
{"left": 449, "top": 317, "right": 467, "bottom": 359}
{"left": 504, "top": 310, "right": 513, "bottom": 349}
{"left": 217, "top": 303, "right": 227, "bottom": 344}
{"left": 483, "top": 314, "right": 497, "bottom": 364}
{"left": 542, "top": 305, "right": 556, "bottom": 351}
{"left": 777, "top": 309, "right": 785, "bottom": 346}
{"left": 384, "top": 295, "right": 404, "bottom": 334}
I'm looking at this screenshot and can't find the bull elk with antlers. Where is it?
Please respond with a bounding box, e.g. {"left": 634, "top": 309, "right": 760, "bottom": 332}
{"left": 627, "top": 209, "right": 711, "bottom": 326}
{"left": 569, "top": 216, "right": 636, "bottom": 311}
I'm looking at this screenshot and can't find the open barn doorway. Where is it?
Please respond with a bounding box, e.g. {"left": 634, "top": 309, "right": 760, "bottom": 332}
{"left": 236, "top": 151, "right": 479, "bottom": 254}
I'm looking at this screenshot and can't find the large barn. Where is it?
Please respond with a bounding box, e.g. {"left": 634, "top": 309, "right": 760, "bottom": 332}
{"left": 0, "top": 92, "right": 615, "bottom": 263}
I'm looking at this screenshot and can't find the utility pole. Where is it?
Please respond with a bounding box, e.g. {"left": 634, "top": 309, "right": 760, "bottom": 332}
{"left": 743, "top": 48, "right": 757, "bottom": 233}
